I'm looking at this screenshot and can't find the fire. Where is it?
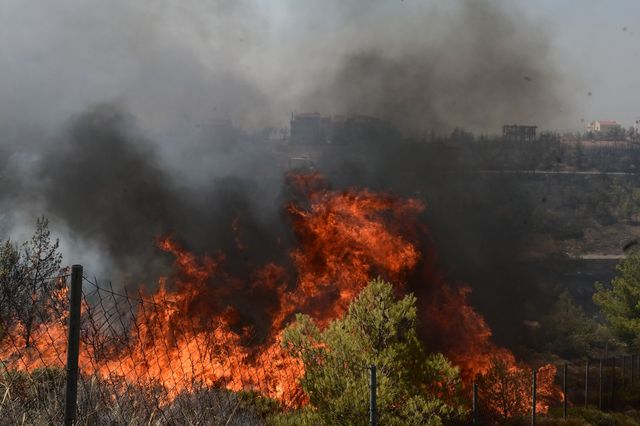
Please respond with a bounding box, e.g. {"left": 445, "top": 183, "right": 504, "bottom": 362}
{"left": 283, "top": 172, "right": 423, "bottom": 327}
{"left": 0, "top": 172, "right": 560, "bottom": 418}
{"left": 478, "top": 355, "right": 562, "bottom": 419}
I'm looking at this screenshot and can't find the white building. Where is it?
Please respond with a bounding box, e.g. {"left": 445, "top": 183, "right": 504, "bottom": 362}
{"left": 588, "top": 120, "right": 621, "bottom": 133}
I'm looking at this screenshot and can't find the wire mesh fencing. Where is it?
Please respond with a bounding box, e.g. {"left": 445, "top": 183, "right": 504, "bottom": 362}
{"left": 5, "top": 264, "right": 640, "bottom": 425}
{"left": 555, "top": 355, "right": 640, "bottom": 414}
{"left": 0, "top": 265, "right": 378, "bottom": 425}
{"left": 468, "top": 357, "right": 640, "bottom": 425}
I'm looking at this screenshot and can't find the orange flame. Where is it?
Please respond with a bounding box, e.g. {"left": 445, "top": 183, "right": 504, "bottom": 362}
{"left": 0, "top": 172, "right": 560, "bottom": 417}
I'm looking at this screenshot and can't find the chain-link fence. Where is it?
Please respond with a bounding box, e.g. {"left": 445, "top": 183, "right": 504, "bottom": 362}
{"left": 0, "top": 265, "right": 379, "bottom": 425}
{"left": 3, "top": 264, "right": 640, "bottom": 425}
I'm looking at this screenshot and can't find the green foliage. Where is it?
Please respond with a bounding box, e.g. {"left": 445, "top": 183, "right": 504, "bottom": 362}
{"left": 617, "top": 382, "right": 640, "bottom": 409}
{"left": 543, "top": 406, "right": 640, "bottom": 425}
{"left": 594, "top": 253, "right": 640, "bottom": 349}
{"left": 235, "top": 390, "right": 283, "bottom": 420}
{"left": 541, "top": 290, "right": 613, "bottom": 358}
{"left": 268, "top": 407, "right": 322, "bottom": 426}
{"left": 282, "top": 278, "right": 466, "bottom": 425}
{"left": 608, "top": 182, "right": 640, "bottom": 222}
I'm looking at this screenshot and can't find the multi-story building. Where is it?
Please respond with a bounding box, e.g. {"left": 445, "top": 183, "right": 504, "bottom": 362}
{"left": 588, "top": 120, "right": 621, "bottom": 134}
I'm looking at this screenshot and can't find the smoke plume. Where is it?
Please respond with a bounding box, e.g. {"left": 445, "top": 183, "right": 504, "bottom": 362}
{"left": 0, "top": 0, "right": 573, "bottom": 345}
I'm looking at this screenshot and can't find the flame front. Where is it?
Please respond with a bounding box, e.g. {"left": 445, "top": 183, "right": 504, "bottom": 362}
{"left": 0, "top": 172, "right": 559, "bottom": 417}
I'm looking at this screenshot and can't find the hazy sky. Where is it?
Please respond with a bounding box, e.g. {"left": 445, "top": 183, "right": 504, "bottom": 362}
{"left": 1, "top": 0, "right": 638, "bottom": 281}
{"left": 0, "top": 0, "right": 638, "bottom": 133}
{"left": 519, "top": 0, "right": 640, "bottom": 129}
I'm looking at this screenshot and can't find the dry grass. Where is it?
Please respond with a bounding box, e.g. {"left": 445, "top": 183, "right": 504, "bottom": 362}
{"left": 0, "top": 367, "right": 280, "bottom": 425}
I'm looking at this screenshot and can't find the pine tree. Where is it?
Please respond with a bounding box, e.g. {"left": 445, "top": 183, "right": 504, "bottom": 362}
{"left": 281, "top": 278, "right": 465, "bottom": 425}
{"left": 594, "top": 253, "right": 640, "bottom": 350}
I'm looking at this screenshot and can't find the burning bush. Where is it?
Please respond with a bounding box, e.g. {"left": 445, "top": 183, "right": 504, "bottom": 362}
{"left": 281, "top": 278, "right": 467, "bottom": 425}
{"left": 476, "top": 356, "right": 561, "bottom": 423}
{"left": 0, "top": 217, "right": 67, "bottom": 348}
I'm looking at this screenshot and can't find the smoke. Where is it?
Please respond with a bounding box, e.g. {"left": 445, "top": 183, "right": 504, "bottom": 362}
{"left": 0, "top": 0, "right": 574, "bottom": 344}
{"left": 0, "top": 0, "right": 571, "bottom": 135}
{"left": 38, "top": 105, "right": 180, "bottom": 280}
{"left": 35, "top": 104, "right": 290, "bottom": 284}
{"left": 304, "top": 0, "right": 569, "bottom": 133}
{"left": 310, "top": 133, "right": 542, "bottom": 347}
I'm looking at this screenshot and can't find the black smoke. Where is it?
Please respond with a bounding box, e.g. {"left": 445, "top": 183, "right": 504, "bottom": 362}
{"left": 303, "top": 0, "right": 570, "bottom": 134}
{"left": 37, "top": 104, "right": 291, "bottom": 287}
{"left": 0, "top": 0, "right": 575, "bottom": 348}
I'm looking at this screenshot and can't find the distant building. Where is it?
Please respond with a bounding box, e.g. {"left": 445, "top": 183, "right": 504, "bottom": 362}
{"left": 290, "top": 112, "right": 331, "bottom": 144}
{"left": 502, "top": 125, "right": 537, "bottom": 142}
{"left": 588, "top": 120, "right": 621, "bottom": 133}
{"left": 290, "top": 112, "right": 397, "bottom": 145}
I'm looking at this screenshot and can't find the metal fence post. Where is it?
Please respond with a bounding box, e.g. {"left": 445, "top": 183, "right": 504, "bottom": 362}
{"left": 563, "top": 362, "right": 568, "bottom": 419}
{"left": 532, "top": 368, "right": 537, "bottom": 426}
{"left": 472, "top": 383, "right": 478, "bottom": 426}
{"left": 64, "top": 265, "right": 83, "bottom": 426}
{"left": 369, "top": 365, "right": 377, "bottom": 426}
{"left": 585, "top": 358, "right": 589, "bottom": 408}
{"left": 599, "top": 358, "right": 603, "bottom": 410}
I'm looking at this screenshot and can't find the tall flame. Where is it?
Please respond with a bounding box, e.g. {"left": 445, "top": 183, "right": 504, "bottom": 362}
{"left": 0, "top": 172, "right": 559, "bottom": 417}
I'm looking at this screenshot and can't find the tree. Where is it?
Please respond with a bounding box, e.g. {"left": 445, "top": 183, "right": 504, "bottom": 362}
{"left": 281, "top": 278, "right": 465, "bottom": 425}
{"left": 594, "top": 253, "right": 640, "bottom": 350}
{"left": 476, "top": 357, "right": 560, "bottom": 422}
{"left": 540, "top": 291, "right": 613, "bottom": 358}
{"left": 607, "top": 126, "right": 626, "bottom": 142}
{"left": 0, "top": 218, "right": 66, "bottom": 347}
{"left": 449, "top": 127, "right": 474, "bottom": 144}
{"left": 0, "top": 240, "right": 23, "bottom": 333}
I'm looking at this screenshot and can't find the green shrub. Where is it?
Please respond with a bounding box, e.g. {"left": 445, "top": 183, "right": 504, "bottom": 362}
{"left": 282, "top": 278, "right": 466, "bottom": 425}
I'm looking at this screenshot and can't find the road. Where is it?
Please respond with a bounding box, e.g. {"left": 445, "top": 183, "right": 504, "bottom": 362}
{"left": 475, "top": 170, "right": 636, "bottom": 177}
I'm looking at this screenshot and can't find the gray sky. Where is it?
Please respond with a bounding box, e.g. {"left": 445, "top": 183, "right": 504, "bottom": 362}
{"left": 520, "top": 0, "right": 640, "bottom": 129}
{"left": 1, "top": 0, "right": 638, "bottom": 281}
{"left": 0, "top": 0, "right": 638, "bottom": 133}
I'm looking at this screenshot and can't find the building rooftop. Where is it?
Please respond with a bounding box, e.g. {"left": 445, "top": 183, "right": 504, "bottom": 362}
{"left": 294, "top": 112, "right": 322, "bottom": 118}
